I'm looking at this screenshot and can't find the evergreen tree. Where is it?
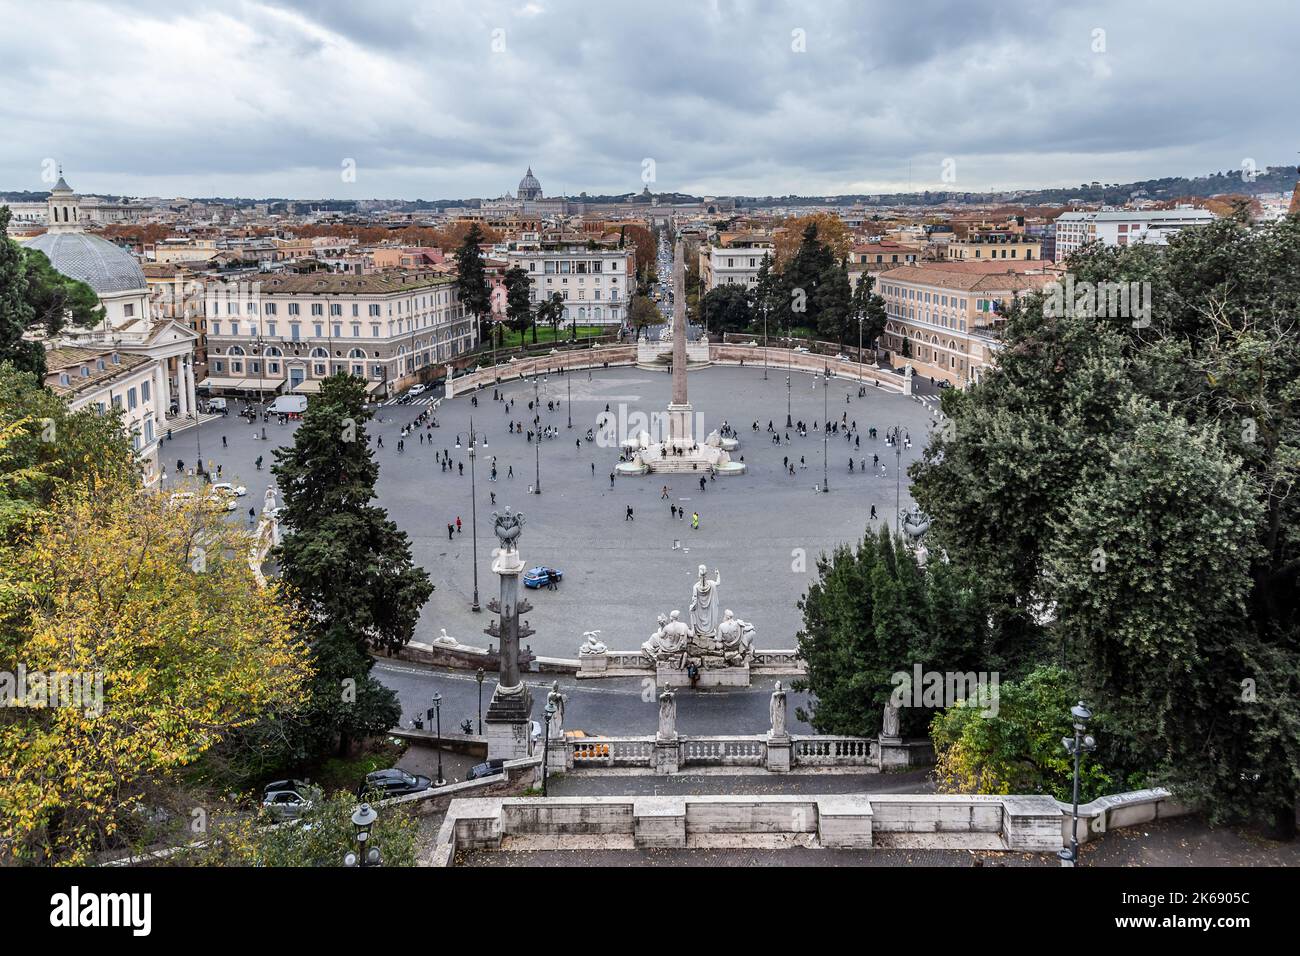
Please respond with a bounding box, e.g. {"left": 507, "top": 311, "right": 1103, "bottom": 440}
{"left": 850, "top": 270, "right": 888, "bottom": 356}
{"left": 454, "top": 223, "right": 491, "bottom": 349}
{"left": 699, "top": 284, "right": 754, "bottom": 334}
{"left": 0, "top": 208, "right": 41, "bottom": 378}
{"left": 503, "top": 264, "right": 533, "bottom": 341}
{"left": 813, "top": 259, "right": 853, "bottom": 346}
{"left": 270, "top": 374, "right": 433, "bottom": 757}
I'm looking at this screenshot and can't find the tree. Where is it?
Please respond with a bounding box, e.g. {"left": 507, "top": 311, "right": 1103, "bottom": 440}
{"left": 454, "top": 223, "right": 492, "bottom": 350}
{"left": 628, "top": 293, "right": 660, "bottom": 332}
{"left": 931, "top": 665, "right": 1116, "bottom": 802}
{"left": 813, "top": 260, "right": 853, "bottom": 346}
{"left": 777, "top": 223, "right": 835, "bottom": 336}
{"left": 164, "top": 790, "right": 419, "bottom": 867}
{"left": 622, "top": 223, "right": 657, "bottom": 288}
{"left": 503, "top": 265, "right": 533, "bottom": 341}
{"left": 911, "top": 215, "right": 1300, "bottom": 835}
{"left": 0, "top": 485, "right": 310, "bottom": 864}
{"left": 536, "top": 292, "right": 565, "bottom": 341}
{"left": 0, "top": 361, "right": 138, "bottom": 539}
{"left": 0, "top": 208, "right": 41, "bottom": 377}
{"left": 699, "top": 284, "right": 754, "bottom": 335}
{"left": 22, "top": 247, "right": 105, "bottom": 337}
{"left": 850, "top": 270, "right": 888, "bottom": 354}
{"left": 0, "top": 209, "right": 105, "bottom": 379}
{"left": 752, "top": 256, "right": 778, "bottom": 340}
{"left": 270, "top": 373, "right": 432, "bottom": 760}
{"left": 772, "top": 212, "right": 852, "bottom": 269}
{"left": 793, "top": 526, "right": 991, "bottom": 737}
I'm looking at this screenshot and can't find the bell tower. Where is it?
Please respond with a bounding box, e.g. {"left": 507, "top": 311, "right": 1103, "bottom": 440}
{"left": 45, "top": 168, "right": 82, "bottom": 234}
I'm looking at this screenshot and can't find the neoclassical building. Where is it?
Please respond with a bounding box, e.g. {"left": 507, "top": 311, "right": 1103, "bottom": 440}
{"left": 25, "top": 174, "right": 200, "bottom": 486}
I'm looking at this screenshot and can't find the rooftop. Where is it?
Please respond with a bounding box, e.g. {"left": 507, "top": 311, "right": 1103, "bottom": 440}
{"left": 257, "top": 271, "right": 456, "bottom": 295}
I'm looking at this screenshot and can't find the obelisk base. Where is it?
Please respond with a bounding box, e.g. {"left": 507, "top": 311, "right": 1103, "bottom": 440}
{"left": 484, "top": 683, "right": 535, "bottom": 761}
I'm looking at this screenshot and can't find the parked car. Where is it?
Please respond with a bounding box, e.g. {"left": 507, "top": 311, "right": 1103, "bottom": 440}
{"left": 936, "top": 379, "right": 952, "bottom": 389}
{"left": 523, "top": 566, "right": 562, "bottom": 589}
{"left": 358, "top": 768, "right": 433, "bottom": 798}
{"left": 261, "top": 780, "right": 322, "bottom": 821}
{"left": 467, "top": 759, "right": 505, "bottom": 781}
{"left": 409, "top": 383, "right": 426, "bottom": 396}
{"left": 211, "top": 482, "right": 247, "bottom": 497}
{"left": 793, "top": 346, "right": 810, "bottom": 354}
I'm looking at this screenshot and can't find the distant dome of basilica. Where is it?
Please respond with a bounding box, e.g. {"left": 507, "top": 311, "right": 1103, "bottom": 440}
{"left": 517, "top": 166, "right": 543, "bottom": 201}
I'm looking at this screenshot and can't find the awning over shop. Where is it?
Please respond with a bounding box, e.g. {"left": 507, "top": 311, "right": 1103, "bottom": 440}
{"left": 365, "top": 379, "right": 388, "bottom": 394}
{"left": 291, "top": 379, "right": 322, "bottom": 394}
{"left": 197, "top": 375, "right": 286, "bottom": 393}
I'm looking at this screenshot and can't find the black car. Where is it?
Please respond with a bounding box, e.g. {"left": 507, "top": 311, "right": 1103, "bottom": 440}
{"left": 358, "top": 768, "right": 433, "bottom": 797}
{"left": 467, "top": 760, "right": 505, "bottom": 781}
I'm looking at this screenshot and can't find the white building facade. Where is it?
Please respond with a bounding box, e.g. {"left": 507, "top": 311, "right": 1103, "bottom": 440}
{"left": 699, "top": 244, "right": 772, "bottom": 291}
{"left": 506, "top": 244, "right": 634, "bottom": 328}
{"left": 1054, "top": 208, "right": 1217, "bottom": 260}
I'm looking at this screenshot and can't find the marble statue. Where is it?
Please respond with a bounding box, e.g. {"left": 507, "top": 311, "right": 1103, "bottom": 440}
{"left": 579, "top": 630, "right": 607, "bottom": 655}
{"left": 717, "top": 609, "right": 756, "bottom": 664}
{"left": 882, "top": 700, "right": 901, "bottom": 739}
{"left": 689, "top": 565, "right": 722, "bottom": 638}
{"left": 899, "top": 505, "right": 932, "bottom": 542}
{"left": 769, "top": 681, "right": 788, "bottom": 738}
{"left": 546, "top": 680, "right": 565, "bottom": 739}
{"left": 642, "top": 611, "right": 690, "bottom": 663}
{"left": 658, "top": 687, "right": 677, "bottom": 739}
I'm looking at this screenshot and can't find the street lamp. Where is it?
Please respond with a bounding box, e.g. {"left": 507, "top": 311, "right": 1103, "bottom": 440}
{"left": 431, "top": 691, "right": 445, "bottom": 786}
{"left": 566, "top": 372, "right": 572, "bottom": 429}
{"left": 455, "top": 419, "right": 488, "bottom": 612}
{"left": 532, "top": 375, "right": 543, "bottom": 494}
{"left": 785, "top": 372, "right": 792, "bottom": 430}
{"left": 541, "top": 696, "right": 557, "bottom": 797}
{"left": 475, "top": 667, "right": 485, "bottom": 734}
{"left": 1059, "top": 701, "right": 1097, "bottom": 868}
{"left": 893, "top": 422, "right": 903, "bottom": 521}
{"left": 343, "top": 803, "right": 381, "bottom": 867}
{"left": 821, "top": 366, "right": 831, "bottom": 493}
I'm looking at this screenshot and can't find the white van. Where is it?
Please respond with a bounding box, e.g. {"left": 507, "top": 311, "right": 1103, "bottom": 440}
{"left": 207, "top": 398, "right": 227, "bottom": 412}
{"left": 267, "top": 395, "right": 308, "bottom": 415}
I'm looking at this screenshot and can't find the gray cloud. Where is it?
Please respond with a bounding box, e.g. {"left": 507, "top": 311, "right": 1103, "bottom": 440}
{"left": 0, "top": 0, "right": 1293, "bottom": 199}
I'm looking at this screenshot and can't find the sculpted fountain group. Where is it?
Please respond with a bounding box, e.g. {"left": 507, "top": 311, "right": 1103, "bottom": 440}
{"left": 640, "top": 565, "right": 756, "bottom": 684}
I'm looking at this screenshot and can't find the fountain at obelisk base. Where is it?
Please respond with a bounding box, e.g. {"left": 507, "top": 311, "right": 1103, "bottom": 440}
{"left": 616, "top": 237, "right": 745, "bottom": 477}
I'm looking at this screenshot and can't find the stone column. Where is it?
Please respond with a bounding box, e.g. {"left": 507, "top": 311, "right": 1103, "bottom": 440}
{"left": 666, "top": 237, "right": 693, "bottom": 446}
{"left": 483, "top": 514, "right": 535, "bottom": 762}
{"left": 177, "top": 360, "right": 190, "bottom": 418}
{"left": 156, "top": 363, "right": 170, "bottom": 422}
{"left": 654, "top": 687, "right": 679, "bottom": 774}
{"left": 766, "top": 681, "right": 792, "bottom": 772}
{"left": 185, "top": 359, "right": 197, "bottom": 418}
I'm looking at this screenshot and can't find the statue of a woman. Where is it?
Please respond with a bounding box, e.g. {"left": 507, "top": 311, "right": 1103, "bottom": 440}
{"left": 689, "top": 565, "right": 722, "bottom": 637}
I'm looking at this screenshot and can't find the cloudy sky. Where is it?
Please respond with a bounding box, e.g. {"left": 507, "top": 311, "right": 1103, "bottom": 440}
{"left": 1, "top": 0, "right": 1294, "bottom": 200}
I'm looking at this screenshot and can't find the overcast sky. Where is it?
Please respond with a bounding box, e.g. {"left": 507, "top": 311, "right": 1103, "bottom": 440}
{"left": 1, "top": 0, "right": 1294, "bottom": 200}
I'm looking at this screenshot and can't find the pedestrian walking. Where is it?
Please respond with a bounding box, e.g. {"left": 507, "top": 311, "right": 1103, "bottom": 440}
{"left": 870, "top": 504, "right": 877, "bottom": 520}
{"left": 447, "top": 523, "right": 454, "bottom": 540}
{"left": 456, "top": 516, "right": 462, "bottom": 534}
{"left": 222, "top": 435, "right": 227, "bottom": 448}
{"left": 610, "top": 471, "right": 616, "bottom": 488}
{"left": 691, "top": 511, "right": 699, "bottom": 530}
{"left": 508, "top": 465, "right": 514, "bottom": 479}
{"left": 625, "top": 505, "right": 634, "bottom": 521}
{"left": 671, "top": 503, "right": 678, "bottom": 519}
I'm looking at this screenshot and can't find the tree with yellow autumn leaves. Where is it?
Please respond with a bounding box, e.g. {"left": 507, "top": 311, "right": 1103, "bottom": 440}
{"left": 0, "top": 434, "right": 311, "bottom": 863}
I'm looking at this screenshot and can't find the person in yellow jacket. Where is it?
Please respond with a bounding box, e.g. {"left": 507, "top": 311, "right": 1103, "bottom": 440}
{"left": 691, "top": 512, "right": 699, "bottom": 530}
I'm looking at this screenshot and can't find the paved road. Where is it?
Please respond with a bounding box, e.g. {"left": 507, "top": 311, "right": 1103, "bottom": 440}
{"left": 372, "top": 659, "right": 816, "bottom": 737}
{"left": 176, "top": 364, "right": 936, "bottom": 660}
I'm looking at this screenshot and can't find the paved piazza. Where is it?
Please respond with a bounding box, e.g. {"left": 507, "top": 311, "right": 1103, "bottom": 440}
{"left": 170, "top": 363, "right": 937, "bottom": 658}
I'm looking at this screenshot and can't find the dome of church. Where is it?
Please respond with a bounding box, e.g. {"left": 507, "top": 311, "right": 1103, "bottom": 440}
{"left": 26, "top": 231, "right": 148, "bottom": 295}
{"left": 517, "top": 166, "right": 543, "bottom": 201}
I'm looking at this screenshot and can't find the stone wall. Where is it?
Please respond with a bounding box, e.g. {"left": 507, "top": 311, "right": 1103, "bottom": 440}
{"left": 429, "top": 792, "right": 1063, "bottom": 864}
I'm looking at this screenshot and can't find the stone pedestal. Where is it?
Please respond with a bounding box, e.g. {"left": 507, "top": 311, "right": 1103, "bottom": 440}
{"left": 656, "top": 663, "right": 750, "bottom": 687}
{"left": 654, "top": 738, "right": 680, "bottom": 774}
{"left": 485, "top": 684, "right": 534, "bottom": 761}
{"left": 878, "top": 735, "right": 907, "bottom": 770}
{"left": 766, "top": 735, "right": 792, "bottom": 772}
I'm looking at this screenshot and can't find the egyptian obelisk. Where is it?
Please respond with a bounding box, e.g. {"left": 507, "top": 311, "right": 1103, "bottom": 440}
{"left": 667, "top": 237, "right": 692, "bottom": 446}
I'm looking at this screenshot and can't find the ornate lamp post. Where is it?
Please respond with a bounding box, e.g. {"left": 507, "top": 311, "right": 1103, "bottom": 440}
{"left": 541, "top": 696, "right": 557, "bottom": 796}
{"left": 566, "top": 373, "right": 572, "bottom": 429}
{"left": 431, "top": 691, "right": 445, "bottom": 786}
{"left": 532, "top": 375, "right": 543, "bottom": 494}
{"left": 821, "top": 365, "right": 830, "bottom": 493}
{"left": 1059, "top": 701, "right": 1097, "bottom": 867}
{"left": 343, "top": 803, "right": 381, "bottom": 868}
{"left": 455, "top": 419, "right": 488, "bottom": 612}
{"left": 475, "top": 667, "right": 485, "bottom": 734}
{"left": 893, "top": 422, "right": 903, "bottom": 520}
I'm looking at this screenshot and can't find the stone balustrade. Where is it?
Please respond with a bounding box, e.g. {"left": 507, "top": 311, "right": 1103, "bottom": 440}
{"left": 430, "top": 792, "right": 1064, "bottom": 864}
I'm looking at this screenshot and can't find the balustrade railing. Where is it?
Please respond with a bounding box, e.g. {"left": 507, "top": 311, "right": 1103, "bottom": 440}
{"left": 792, "top": 736, "right": 874, "bottom": 766}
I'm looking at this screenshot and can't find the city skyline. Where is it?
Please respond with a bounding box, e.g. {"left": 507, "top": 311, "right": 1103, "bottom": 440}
{"left": 2, "top": 0, "right": 1295, "bottom": 200}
